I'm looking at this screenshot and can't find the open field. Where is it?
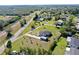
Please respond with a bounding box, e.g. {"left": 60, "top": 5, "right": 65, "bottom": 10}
{"left": 2, "top": 34, "right": 54, "bottom": 55}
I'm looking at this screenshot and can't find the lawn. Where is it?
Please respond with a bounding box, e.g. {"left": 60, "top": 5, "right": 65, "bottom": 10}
{"left": 29, "top": 25, "right": 61, "bottom": 39}
{"left": 0, "top": 16, "right": 5, "bottom": 20}
{"left": 3, "top": 16, "right": 66, "bottom": 55}
{"left": 20, "top": 16, "right": 56, "bottom": 35}
{"left": 20, "top": 20, "right": 35, "bottom": 35}
{"left": 52, "top": 37, "right": 67, "bottom": 55}
{"left": 3, "top": 35, "right": 54, "bottom": 54}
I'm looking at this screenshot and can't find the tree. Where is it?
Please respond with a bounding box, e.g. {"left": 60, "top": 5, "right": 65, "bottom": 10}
{"left": 60, "top": 17, "right": 76, "bottom": 37}
{"left": 20, "top": 20, "right": 25, "bottom": 27}
{"left": 6, "top": 40, "right": 12, "bottom": 48}
{"left": 23, "top": 19, "right": 27, "bottom": 24}
{"left": 7, "top": 30, "right": 13, "bottom": 39}
{"left": 0, "top": 20, "right": 4, "bottom": 31}
{"left": 49, "top": 41, "right": 57, "bottom": 51}
{"left": 33, "top": 13, "right": 38, "bottom": 21}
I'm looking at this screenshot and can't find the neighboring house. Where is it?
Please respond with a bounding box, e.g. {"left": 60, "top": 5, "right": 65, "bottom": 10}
{"left": 76, "top": 23, "right": 79, "bottom": 32}
{"left": 56, "top": 20, "right": 63, "bottom": 28}
{"left": 70, "top": 37, "right": 79, "bottom": 49}
{"left": 35, "top": 16, "right": 44, "bottom": 21}
{"left": 66, "top": 36, "right": 79, "bottom": 55}
{"left": 60, "top": 14, "right": 70, "bottom": 21}
{"left": 69, "top": 37, "right": 79, "bottom": 55}
{"left": 70, "top": 47, "right": 79, "bottom": 55}
{"left": 75, "top": 18, "right": 79, "bottom": 32}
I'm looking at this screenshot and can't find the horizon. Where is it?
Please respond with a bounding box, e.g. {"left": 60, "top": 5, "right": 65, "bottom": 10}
{"left": 0, "top": 4, "right": 78, "bottom": 6}
{"left": 0, "top": 0, "right": 78, "bottom": 5}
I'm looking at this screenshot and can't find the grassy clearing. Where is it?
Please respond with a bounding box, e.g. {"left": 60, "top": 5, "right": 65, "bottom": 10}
{"left": 20, "top": 17, "right": 56, "bottom": 35}
{"left": 0, "top": 16, "right": 5, "bottom": 20}
{"left": 29, "top": 25, "right": 61, "bottom": 39}
{"left": 52, "top": 37, "right": 67, "bottom": 55}
{"left": 5, "top": 35, "right": 53, "bottom": 53}
{"left": 20, "top": 21, "right": 34, "bottom": 35}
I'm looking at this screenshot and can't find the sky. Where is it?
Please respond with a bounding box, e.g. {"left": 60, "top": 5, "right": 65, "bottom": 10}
{"left": 0, "top": 0, "right": 79, "bottom": 5}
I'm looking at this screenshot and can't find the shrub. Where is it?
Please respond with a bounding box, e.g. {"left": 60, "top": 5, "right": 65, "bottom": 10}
{"left": 6, "top": 40, "right": 12, "bottom": 48}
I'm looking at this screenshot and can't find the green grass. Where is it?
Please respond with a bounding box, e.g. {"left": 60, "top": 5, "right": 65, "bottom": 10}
{"left": 3, "top": 35, "right": 52, "bottom": 53}
{"left": 20, "top": 17, "right": 56, "bottom": 35}
{"left": 0, "top": 16, "right": 5, "bottom": 20}
{"left": 52, "top": 37, "right": 67, "bottom": 55}
{"left": 20, "top": 21, "right": 34, "bottom": 35}
{"left": 29, "top": 25, "right": 61, "bottom": 39}
{"left": 3, "top": 17, "right": 63, "bottom": 54}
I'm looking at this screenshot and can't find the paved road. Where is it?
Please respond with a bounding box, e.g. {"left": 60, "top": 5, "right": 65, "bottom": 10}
{"left": 10, "top": 17, "right": 33, "bottom": 42}
{"left": 0, "top": 14, "right": 34, "bottom": 54}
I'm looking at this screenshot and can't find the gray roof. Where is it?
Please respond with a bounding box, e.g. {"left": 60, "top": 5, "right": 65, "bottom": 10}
{"left": 70, "top": 47, "right": 79, "bottom": 55}
{"left": 39, "top": 31, "right": 52, "bottom": 37}
{"left": 70, "top": 37, "right": 79, "bottom": 48}
{"left": 67, "top": 37, "right": 79, "bottom": 55}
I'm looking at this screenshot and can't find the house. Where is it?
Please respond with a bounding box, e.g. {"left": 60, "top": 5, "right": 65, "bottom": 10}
{"left": 59, "top": 14, "right": 69, "bottom": 21}
{"left": 56, "top": 20, "right": 63, "bottom": 28}
{"left": 70, "top": 47, "right": 79, "bottom": 55}
{"left": 39, "top": 31, "right": 52, "bottom": 41}
{"left": 39, "top": 31, "right": 52, "bottom": 37}
{"left": 68, "top": 37, "right": 79, "bottom": 55}
{"left": 35, "top": 16, "right": 44, "bottom": 22}
{"left": 75, "top": 18, "right": 79, "bottom": 32}
{"left": 70, "top": 37, "right": 79, "bottom": 49}
{"left": 76, "top": 23, "right": 79, "bottom": 32}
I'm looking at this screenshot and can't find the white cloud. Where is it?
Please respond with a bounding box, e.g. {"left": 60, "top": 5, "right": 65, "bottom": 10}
{"left": 0, "top": 0, "right": 78, "bottom": 5}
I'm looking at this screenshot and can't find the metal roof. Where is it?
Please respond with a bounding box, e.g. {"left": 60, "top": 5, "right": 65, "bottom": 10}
{"left": 70, "top": 37, "right": 79, "bottom": 48}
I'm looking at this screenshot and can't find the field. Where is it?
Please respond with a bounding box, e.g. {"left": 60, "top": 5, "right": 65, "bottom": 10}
{"left": 52, "top": 37, "right": 67, "bottom": 55}
{"left": 2, "top": 34, "right": 55, "bottom": 55}
{"left": 29, "top": 25, "right": 61, "bottom": 39}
